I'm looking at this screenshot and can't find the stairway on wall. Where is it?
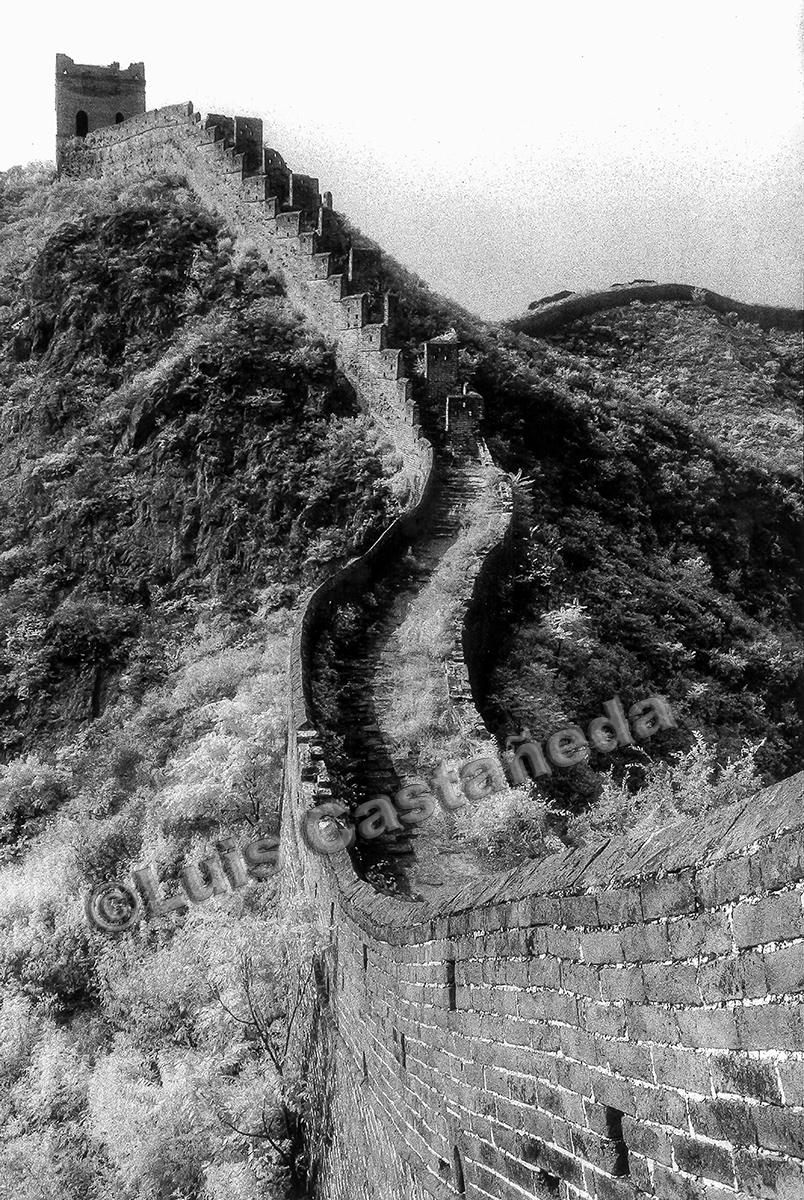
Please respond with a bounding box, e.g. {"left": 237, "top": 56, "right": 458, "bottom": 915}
{"left": 184, "top": 112, "right": 518, "bottom": 894}
{"left": 310, "top": 446, "right": 511, "bottom": 897}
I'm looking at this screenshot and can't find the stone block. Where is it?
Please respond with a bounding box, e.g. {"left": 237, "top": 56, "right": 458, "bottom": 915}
{"left": 602, "top": 1039, "right": 654, "bottom": 1082}
{"left": 688, "top": 1096, "right": 758, "bottom": 1146}
{"left": 642, "top": 961, "right": 700, "bottom": 1005}
{"left": 592, "top": 1073, "right": 637, "bottom": 1115}
{"left": 559, "top": 894, "right": 600, "bottom": 927}
{"left": 778, "top": 1058, "right": 804, "bottom": 1105}
{"left": 581, "top": 930, "right": 625, "bottom": 964}
{"left": 560, "top": 960, "right": 601, "bottom": 998}
{"left": 696, "top": 856, "right": 755, "bottom": 908}
{"left": 736, "top": 1002, "right": 804, "bottom": 1051}
{"left": 651, "top": 1046, "right": 712, "bottom": 1096}
{"left": 653, "top": 1161, "right": 709, "bottom": 1199}
{"left": 633, "top": 1082, "right": 687, "bottom": 1128}
{"left": 626, "top": 1004, "right": 679, "bottom": 1045}
{"left": 753, "top": 1102, "right": 804, "bottom": 1156}
{"left": 675, "top": 1008, "right": 739, "bottom": 1050}
{"left": 620, "top": 923, "right": 672, "bottom": 963}
{"left": 622, "top": 1114, "right": 673, "bottom": 1165}
{"left": 732, "top": 891, "right": 804, "bottom": 948}
{"left": 673, "top": 1137, "right": 735, "bottom": 1188}
{"left": 698, "top": 952, "right": 767, "bottom": 1002}
{"left": 601, "top": 966, "right": 646, "bottom": 1002}
{"left": 596, "top": 888, "right": 644, "bottom": 926}
{"left": 667, "top": 911, "right": 732, "bottom": 959}
{"left": 641, "top": 873, "right": 696, "bottom": 919}
{"left": 762, "top": 942, "right": 804, "bottom": 994}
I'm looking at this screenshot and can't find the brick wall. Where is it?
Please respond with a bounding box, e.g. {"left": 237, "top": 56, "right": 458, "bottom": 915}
{"left": 285, "top": 751, "right": 804, "bottom": 1200}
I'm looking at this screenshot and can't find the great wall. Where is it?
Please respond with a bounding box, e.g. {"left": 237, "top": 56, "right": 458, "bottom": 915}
{"left": 56, "top": 71, "right": 804, "bottom": 1200}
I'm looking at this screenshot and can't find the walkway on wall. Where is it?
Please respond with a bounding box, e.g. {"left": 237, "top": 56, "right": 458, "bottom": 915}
{"left": 310, "top": 447, "right": 505, "bottom": 898}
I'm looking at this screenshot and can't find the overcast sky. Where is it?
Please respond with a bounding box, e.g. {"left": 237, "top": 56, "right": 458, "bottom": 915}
{"left": 2, "top": 0, "right": 801, "bottom": 319}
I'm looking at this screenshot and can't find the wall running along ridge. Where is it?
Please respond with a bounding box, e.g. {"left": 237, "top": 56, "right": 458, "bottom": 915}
{"left": 508, "top": 284, "right": 803, "bottom": 336}
{"left": 62, "top": 107, "right": 804, "bottom": 1200}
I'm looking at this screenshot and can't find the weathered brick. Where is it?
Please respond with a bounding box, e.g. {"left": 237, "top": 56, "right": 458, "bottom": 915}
{"left": 536, "top": 1080, "right": 585, "bottom": 1125}
{"left": 596, "top": 888, "right": 643, "bottom": 926}
{"left": 688, "top": 1096, "right": 758, "bottom": 1146}
{"left": 592, "top": 1073, "right": 637, "bottom": 1115}
{"left": 603, "top": 1039, "right": 654, "bottom": 1083}
{"left": 525, "top": 895, "right": 562, "bottom": 925}
{"left": 583, "top": 999, "right": 627, "bottom": 1039}
{"left": 675, "top": 1008, "right": 739, "bottom": 1050}
{"left": 641, "top": 873, "right": 696, "bottom": 919}
{"left": 596, "top": 1176, "right": 645, "bottom": 1200}
{"left": 620, "top": 922, "right": 672, "bottom": 963}
{"left": 583, "top": 1098, "right": 612, "bottom": 1134}
{"left": 543, "top": 991, "right": 579, "bottom": 1025}
{"left": 600, "top": 966, "right": 646, "bottom": 1002}
{"left": 667, "top": 911, "right": 732, "bottom": 959}
{"left": 554, "top": 1056, "right": 594, "bottom": 1097}
{"left": 634, "top": 1082, "right": 687, "bottom": 1128}
{"left": 763, "top": 942, "right": 804, "bottom": 994}
{"left": 651, "top": 1046, "right": 712, "bottom": 1096}
{"left": 626, "top": 1004, "right": 680, "bottom": 1045}
{"left": 643, "top": 961, "right": 700, "bottom": 1005}
{"left": 626, "top": 1151, "right": 654, "bottom": 1195}
{"left": 778, "top": 1058, "right": 804, "bottom": 1105}
{"left": 546, "top": 926, "right": 582, "bottom": 959}
{"left": 673, "top": 1136, "right": 735, "bottom": 1188}
{"left": 753, "top": 1102, "right": 804, "bottom": 1156}
{"left": 734, "top": 1146, "right": 796, "bottom": 1198}
{"left": 581, "top": 930, "right": 625, "bottom": 964}
{"left": 622, "top": 1113, "right": 673, "bottom": 1164}
{"left": 653, "top": 1161, "right": 709, "bottom": 1199}
{"left": 755, "top": 829, "right": 804, "bottom": 891}
{"left": 559, "top": 894, "right": 600, "bottom": 927}
{"left": 710, "top": 1052, "right": 782, "bottom": 1103}
{"left": 697, "top": 856, "right": 756, "bottom": 908}
{"left": 732, "top": 891, "right": 804, "bottom": 948}
{"left": 537, "top": 1142, "right": 584, "bottom": 1188}
{"left": 570, "top": 1126, "right": 624, "bottom": 1173}
{"left": 736, "top": 1002, "right": 804, "bottom": 1051}
{"left": 698, "top": 952, "right": 767, "bottom": 1002}
{"left": 560, "top": 959, "right": 601, "bottom": 998}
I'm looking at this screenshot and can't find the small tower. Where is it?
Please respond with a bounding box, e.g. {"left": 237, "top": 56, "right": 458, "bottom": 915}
{"left": 55, "top": 53, "right": 146, "bottom": 157}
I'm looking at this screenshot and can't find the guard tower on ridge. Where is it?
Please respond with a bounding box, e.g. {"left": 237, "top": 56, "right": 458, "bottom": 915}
{"left": 55, "top": 54, "right": 146, "bottom": 160}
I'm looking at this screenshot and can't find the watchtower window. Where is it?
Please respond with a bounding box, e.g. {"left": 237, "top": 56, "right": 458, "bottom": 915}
{"left": 75, "top": 110, "right": 88, "bottom": 137}
{"left": 115, "top": 112, "right": 125, "bottom": 124}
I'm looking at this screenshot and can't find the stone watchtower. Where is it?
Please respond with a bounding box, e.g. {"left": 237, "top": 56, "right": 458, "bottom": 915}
{"left": 55, "top": 54, "right": 146, "bottom": 155}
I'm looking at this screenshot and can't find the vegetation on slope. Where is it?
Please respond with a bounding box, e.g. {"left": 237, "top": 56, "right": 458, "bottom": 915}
{"left": 472, "top": 301, "right": 802, "bottom": 808}
{"left": 0, "top": 165, "right": 401, "bottom": 1199}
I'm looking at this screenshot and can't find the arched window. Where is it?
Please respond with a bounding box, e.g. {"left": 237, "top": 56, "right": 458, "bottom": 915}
{"left": 75, "top": 110, "right": 88, "bottom": 137}
{"left": 115, "top": 112, "right": 125, "bottom": 124}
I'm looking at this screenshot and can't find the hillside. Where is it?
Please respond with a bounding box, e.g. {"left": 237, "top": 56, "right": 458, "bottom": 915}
{"left": 475, "top": 299, "right": 802, "bottom": 797}
{"left": 0, "top": 147, "right": 801, "bottom": 1200}
{"left": 0, "top": 165, "right": 401, "bottom": 1199}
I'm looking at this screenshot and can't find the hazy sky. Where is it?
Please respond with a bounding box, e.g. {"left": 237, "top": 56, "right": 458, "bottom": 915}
{"left": 2, "top": 0, "right": 802, "bottom": 319}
